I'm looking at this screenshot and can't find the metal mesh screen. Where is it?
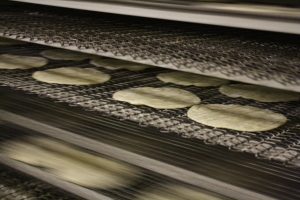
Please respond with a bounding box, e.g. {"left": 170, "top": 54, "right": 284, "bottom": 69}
{"left": 0, "top": 44, "right": 299, "bottom": 167}
{"left": 0, "top": 3, "right": 300, "bottom": 92}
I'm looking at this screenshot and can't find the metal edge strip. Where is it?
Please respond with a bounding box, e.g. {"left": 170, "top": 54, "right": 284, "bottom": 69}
{"left": 10, "top": 0, "right": 300, "bottom": 35}
{"left": 0, "top": 109, "right": 277, "bottom": 200}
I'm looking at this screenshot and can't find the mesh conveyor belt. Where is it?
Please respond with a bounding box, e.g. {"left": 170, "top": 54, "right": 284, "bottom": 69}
{"left": 0, "top": 2, "right": 300, "bottom": 92}
{"left": 0, "top": 44, "right": 300, "bottom": 168}
{"left": 0, "top": 42, "right": 300, "bottom": 199}
{"left": 2, "top": 88, "right": 300, "bottom": 200}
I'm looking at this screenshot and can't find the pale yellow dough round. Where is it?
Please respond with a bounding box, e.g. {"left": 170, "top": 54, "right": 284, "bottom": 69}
{"left": 113, "top": 87, "right": 200, "bottom": 109}
{"left": 41, "top": 49, "right": 90, "bottom": 61}
{"left": 0, "top": 54, "right": 48, "bottom": 69}
{"left": 157, "top": 71, "right": 229, "bottom": 87}
{"left": 3, "top": 137, "right": 138, "bottom": 189}
{"left": 32, "top": 67, "right": 110, "bottom": 85}
{"left": 219, "top": 84, "right": 300, "bottom": 102}
{"left": 91, "top": 57, "right": 152, "bottom": 71}
{"left": 136, "top": 184, "right": 223, "bottom": 200}
{"left": 187, "top": 104, "right": 287, "bottom": 132}
{"left": 0, "top": 37, "right": 25, "bottom": 46}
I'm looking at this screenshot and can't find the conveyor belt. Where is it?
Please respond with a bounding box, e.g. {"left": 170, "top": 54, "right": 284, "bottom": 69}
{"left": 0, "top": 125, "right": 232, "bottom": 200}
{"left": 0, "top": 43, "right": 299, "bottom": 166}
{"left": 0, "top": 44, "right": 300, "bottom": 199}
{"left": 0, "top": 2, "right": 300, "bottom": 92}
{"left": 1, "top": 94, "right": 296, "bottom": 200}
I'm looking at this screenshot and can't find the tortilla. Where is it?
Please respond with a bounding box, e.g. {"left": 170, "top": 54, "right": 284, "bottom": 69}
{"left": 3, "top": 137, "right": 138, "bottom": 189}
{"left": 0, "top": 54, "right": 48, "bottom": 69}
{"left": 157, "top": 71, "right": 229, "bottom": 87}
{"left": 113, "top": 87, "right": 200, "bottom": 109}
{"left": 32, "top": 67, "right": 110, "bottom": 85}
{"left": 136, "top": 184, "right": 223, "bottom": 200}
{"left": 187, "top": 104, "right": 287, "bottom": 132}
{"left": 90, "top": 57, "right": 152, "bottom": 71}
{"left": 219, "top": 84, "right": 300, "bottom": 102}
{"left": 41, "top": 49, "right": 90, "bottom": 61}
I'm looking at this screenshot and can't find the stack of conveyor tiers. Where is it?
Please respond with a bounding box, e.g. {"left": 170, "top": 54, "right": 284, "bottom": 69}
{"left": 0, "top": 1, "right": 300, "bottom": 200}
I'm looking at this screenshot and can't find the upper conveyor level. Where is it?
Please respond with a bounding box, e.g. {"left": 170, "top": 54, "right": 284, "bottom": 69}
{"left": 10, "top": 0, "right": 300, "bottom": 34}
{"left": 1, "top": 2, "right": 300, "bottom": 92}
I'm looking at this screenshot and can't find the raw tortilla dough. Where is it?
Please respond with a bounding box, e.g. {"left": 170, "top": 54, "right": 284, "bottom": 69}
{"left": 90, "top": 57, "right": 152, "bottom": 71}
{"left": 157, "top": 71, "right": 229, "bottom": 87}
{"left": 3, "top": 137, "right": 138, "bottom": 189}
{"left": 113, "top": 87, "right": 200, "bottom": 109}
{"left": 0, "top": 54, "right": 48, "bottom": 69}
{"left": 0, "top": 37, "right": 25, "bottom": 46}
{"left": 219, "top": 84, "right": 300, "bottom": 102}
{"left": 41, "top": 49, "right": 90, "bottom": 61}
{"left": 187, "top": 104, "right": 287, "bottom": 132}
{"left": 32, "top": 67, "right": 110, "bottom": 85}
{"left": 136, "top": 184, "right": 222, "bottom": 200}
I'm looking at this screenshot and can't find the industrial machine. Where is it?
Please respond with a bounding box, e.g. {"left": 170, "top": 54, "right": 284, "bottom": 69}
{"left": 0, "top": 0, "right": 299, "bottom": 199}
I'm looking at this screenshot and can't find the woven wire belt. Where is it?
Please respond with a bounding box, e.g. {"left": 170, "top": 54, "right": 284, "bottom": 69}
{"left": 0, "top": 44, "right": 299, "bottom": 167}
{"left": 0, "top": 3, "right": 300, "bottom": 92}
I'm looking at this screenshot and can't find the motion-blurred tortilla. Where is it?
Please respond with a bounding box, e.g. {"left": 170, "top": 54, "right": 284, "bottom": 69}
{"left": 3, "top": 137, "right": 138, "bottom": 189}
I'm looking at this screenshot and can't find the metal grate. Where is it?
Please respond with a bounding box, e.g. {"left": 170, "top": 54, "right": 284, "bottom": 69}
{"left": 0, "top": 3, "right": 300, "bottom": 92}
{"left": 0, "top": 44, "right": 299, "bottom": 167}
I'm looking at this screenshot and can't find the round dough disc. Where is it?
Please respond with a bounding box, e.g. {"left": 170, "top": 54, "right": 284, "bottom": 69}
{"left": 157, "top": 71, "right": 229, "bottom": 87}
{"left": 136, "top": 185, "right": 222, "bottom": 200}
{"left": 219, "top": 84, "right": 300, "bottom": 102}
{"left": 53, "top": 157, "right": 135, "bottom": 189}
{"left": 113, "top": 87, "right": 200, "bottom": 109}
{"left": 91, "top": 57, "right": 152, "bottom": 71}
{"left": 3, "top": 137, "right": 138, "bottom": 189}
{"left": 187, "top": 104, "right": 287, "bottom": 132}
{"left": 41, "top": 49, "right": 90, "bottom": 61}
{"left": 32, "top": 67, "right": 110, "bottom": 85}
{"left": 0, "top": 54, "right": 48, "bottom": 69}
{"left": 0, "top": 37, "right": 25, "bottom": 46}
